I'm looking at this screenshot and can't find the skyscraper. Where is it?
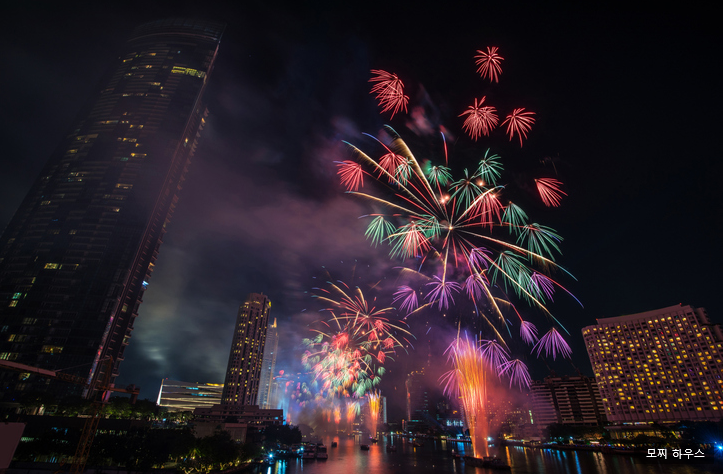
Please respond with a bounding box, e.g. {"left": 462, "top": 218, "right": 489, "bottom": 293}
{"left": 583, "top": 304, "right": 723, "bottom": 423}
{"left": 222, "top": 293, "right": 271, "bottom": 406}
{"left": 257, "top": 317, "right": 278, "bottom": 409}
{"left": 405, "top": 369, "right": 431, "bottom": 432}
{"left": 0, "top": 19, "right": 224, "bottom": 400}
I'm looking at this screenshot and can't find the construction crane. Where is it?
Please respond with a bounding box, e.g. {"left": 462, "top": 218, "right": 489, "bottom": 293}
{"left": 0, "top": 357, "right": 140, "bottom": 473}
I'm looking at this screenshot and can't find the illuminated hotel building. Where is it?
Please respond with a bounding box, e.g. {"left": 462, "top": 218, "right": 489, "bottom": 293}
{"left": 157, "top": 379, "right": 223, "bottom": 412}
{"left": 257, "top": 317, "right": 278, "bottom": 409}
{"left": 0, "top": 19, "right": 224, "bottom": 400}
{"left": 221, "top": 293, "right": 271, "bottom": 406}
{"left": 583, "top": 304, "right": 723, "bottom": 423}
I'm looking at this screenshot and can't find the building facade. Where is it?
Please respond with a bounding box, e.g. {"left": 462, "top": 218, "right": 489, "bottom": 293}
{"left": 221, "top": 293, "right": 271, "bottom": 406}
{"left": 0, "top": 19, "right": 224, "bottom": 400}
{"left": 405, "top": 369, "right": 432, "bottom": 432}
{"left": 529, "top": 375, "right": 606, "bottom": 432}
{"left": 156, "top": 379, "right": 223, "bottom": 412}
{"left": 257, "top": 317, "right": 278, "bottom": 409}
{"left": 583, "top": 304, "right": 723, "bottom": 423}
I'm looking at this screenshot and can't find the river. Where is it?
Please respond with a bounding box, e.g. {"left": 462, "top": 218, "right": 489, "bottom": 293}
{"left": 253, "top": 435, "right": 722, "bottom": 474}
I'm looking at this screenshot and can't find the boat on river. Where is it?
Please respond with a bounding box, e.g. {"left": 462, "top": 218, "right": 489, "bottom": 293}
{"left": 302, "top": 445, "right": 316, "bottom": 460}
{"left": 316, "top": 445, "right": 328, "bottom": 460}
{"left": 463, "top": 455, "right": 511, "bottom": 470}
{"left": 360, "top": 444, "right": 370, "bottom": 451}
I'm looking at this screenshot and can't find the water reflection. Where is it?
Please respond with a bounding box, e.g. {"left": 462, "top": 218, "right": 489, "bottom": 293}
{"left": 255, "top": 435, "right": 721, "bottom": 474}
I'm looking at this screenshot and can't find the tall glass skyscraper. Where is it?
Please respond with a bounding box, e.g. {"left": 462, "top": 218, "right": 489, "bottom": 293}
{"left": 0, "top": 19, "right": 224, "bottom": 400}
{"left": 257, "top": 317, "right": 278, "bottom": 409}
{"left": 222, "top": 293, "right": 271, "bottom": 406}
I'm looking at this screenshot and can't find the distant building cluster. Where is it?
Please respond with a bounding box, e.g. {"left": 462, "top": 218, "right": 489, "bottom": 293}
{"left": 399, "top": 304, "right": 721, "bottom": 439}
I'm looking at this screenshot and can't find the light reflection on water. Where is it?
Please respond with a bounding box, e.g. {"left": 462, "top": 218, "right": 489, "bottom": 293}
{"left": 255, "top": 435, "right": 721, "bottom": 474}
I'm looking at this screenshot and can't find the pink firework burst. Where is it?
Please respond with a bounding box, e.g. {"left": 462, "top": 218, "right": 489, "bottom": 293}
{"left": 502, "top": 108, "right": 535, "bottom": 147}
{"left": 535, "top": 178, "right": 567, "bottom": 207}
{"left": 392, "top": 285, "right": 419, "bottom": 314}
{"left": 480, "top": 339, "right": 509, "bottom": 369}
{"left": 498, "top": 359, "right": 532, "bottom": 389}
{"left": 460, "top": 97, "right": 499, "bottom": 140}
{"left": 519, "top": 320, "right": 538, "bottom": 345}
{"left": 530, "top": 272, "right": 555, "bottom": 301}
{"left": 474, "top": 47, "right": 504, "bottom": 83}
{"left": 425, "top": 277, "right": 461, "bottom": 310}
{"left": 336, "top": 161, "right": 364, "bottom": 191}
{"left": 464, "top": 273, "right": 486, "bottom": 300}
{"left": 369, "top": 70, "right": 409, "bottom": 118}
{"left": 532, "top": 327, "right": 572, "bottom": 360}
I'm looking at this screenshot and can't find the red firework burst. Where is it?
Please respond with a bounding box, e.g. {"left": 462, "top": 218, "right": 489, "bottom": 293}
{"left": 460, "top": 97, "right": 499, "bottom": 140}
{"left": 475, "top": 47, "right": 504, "bottom": 83}
{"left": 534, "top": 178, "right": 567, "bottom": 207}
{"left": 369, "top": 70, "right": 409, "bottom": 118}
{"left": 502, "top": 108, "right": 535, "bottom": 146}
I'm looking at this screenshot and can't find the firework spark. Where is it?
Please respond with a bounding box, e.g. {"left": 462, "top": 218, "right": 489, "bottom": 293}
{"left": 369, "top": 70, "right": 409, "bottom": 118}
{"left": 475, "top": 47, "right": 504, "bottom": 83}
{"left": 502, "top": 108, "right": 535, "bottom": 146}
{"left": 441, "top": 334, "right": 491, "bottom": 458}
{"left": 460, "top": 97, "right": 499, "bottom": 140}
{"left": 303, "top": 277, "right": 413, "bottom": 400}
{"left": 367, "top": 391, "right": 381, "bottom": 437}
{"left": 532, "top": 327, "right": 572, "bottom": 360}
{"left": 336, "top": 160, "right": 364, "bottom": 191}
{"left": 535, "top": 178, "right": 567, "bottom": 207}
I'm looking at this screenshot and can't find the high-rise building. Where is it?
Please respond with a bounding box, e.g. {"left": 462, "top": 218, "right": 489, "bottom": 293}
{"left": 582, "top": 304, "right": 723, "bottom": 423}
{"left": 529, "top": 375, "right": 606, "bottom": 432}
{"left": 405, "top": 369, "right": 431, "bottom": 432}
{"left": 0, "top": 19, "right": 224, "bottom": 400}
{"left": 156, "top": 379, "right": 224, "bottom": 412}
{"left": 257, "top": 317, "right": 278, "bottom": 409}
{"left": 221, "top": 293, "right": 271, "bottom": 406}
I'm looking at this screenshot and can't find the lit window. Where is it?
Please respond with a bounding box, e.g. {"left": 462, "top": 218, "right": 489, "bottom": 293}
{"left": 44, "top": 263, "right": 60, "bottom": 270}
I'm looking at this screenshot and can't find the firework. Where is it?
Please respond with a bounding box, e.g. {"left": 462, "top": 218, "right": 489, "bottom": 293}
{"left": 340, "top": 49, "right": 578, "bottom": 385}
{"left": 340, "top": 128, "right": 577, "bottom": 359}
{"left": 474, "top": 47, "right": 504, "bottom": 83}
{"left": 441, "top": 334, "right": 491, "bottom": 458}
{"left": 502, "top": 108, "right": 536, "bottom": 146}
{"left": 302, "top": 278, "right": 413, "bottom": 400}
{"left": 369, "top": 70, "right": 409, "bottom": 118}
{"left": 367, "top": 390, "right": 381, "bottom": 437}
{"left": 532, "top": 327, "right": 572, "bottom": 360}
{"left": 534, "top": 177, "right": 567, "bottom": 207}
{"left": 336, "top": 160, "right": 364, "bottom": 191}
{"left": 460, "top": 97, "right": 499, "bottom": 140}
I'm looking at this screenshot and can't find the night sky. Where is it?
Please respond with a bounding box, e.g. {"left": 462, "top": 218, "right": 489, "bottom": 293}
{"left": 1, "top": 2, "right": 721, "bottom": 420}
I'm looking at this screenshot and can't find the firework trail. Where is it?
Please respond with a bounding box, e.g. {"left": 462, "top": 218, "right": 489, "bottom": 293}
{"left": 367, "top": 390, "right": 381, "bottom": 437}
{"left": 441, "top": 334, "right": 491, "bottom": 458}
{"left": 346, "top": 399, "right": 360, "bottom": 432}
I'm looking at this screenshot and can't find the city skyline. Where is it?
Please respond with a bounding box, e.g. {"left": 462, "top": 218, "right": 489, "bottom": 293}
{"left": 0, "top": 1, "right": 720, "bottom": 418}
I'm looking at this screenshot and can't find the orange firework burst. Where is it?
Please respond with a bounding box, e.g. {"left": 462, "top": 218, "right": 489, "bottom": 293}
{"left": 441, "top": 334, "right": 492, "bottom": 458}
